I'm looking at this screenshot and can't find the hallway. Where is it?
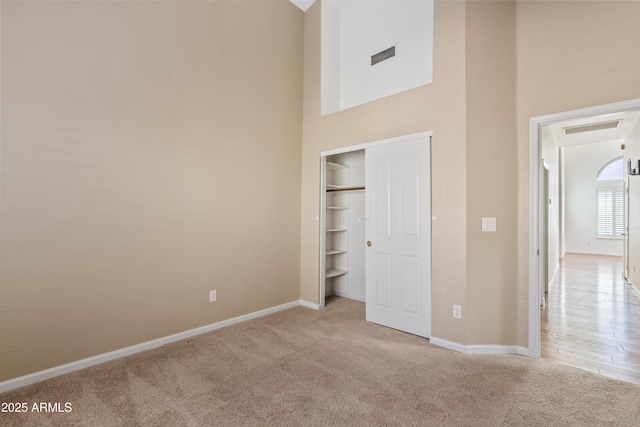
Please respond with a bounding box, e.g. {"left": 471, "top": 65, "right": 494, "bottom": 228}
{"left": 541, "top": 254, "right": 640, "bottom": 384}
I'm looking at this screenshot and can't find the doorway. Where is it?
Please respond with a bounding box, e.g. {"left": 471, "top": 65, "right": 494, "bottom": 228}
{"left": 529, "top": 98, "right": 640, "bottom": 358}
{"left": 320, "top": 131, "right": 432, "bottom": 338}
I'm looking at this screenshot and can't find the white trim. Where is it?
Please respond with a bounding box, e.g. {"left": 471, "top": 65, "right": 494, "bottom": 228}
{"left": 320, "top": 130, "right": 433, "bottom": 157}
{"left": 0, "top": 300, "right": 302, "bottom": 393}
{"left": 300, "top": 299, "right": 321, "bottom": 310}
{"left": 529, "top": 115, "right": 541, "bottom": 358}
{"left": 466, "top": 345, "right": 529, "bottom": 356}
{"left": 529, "top": 97, "right": 640, "bottom": 360}
{"left": 431, "top": 337, "right": 528, "bottom": 356}
{"left": 564, "top": 250, "right": 624, "bottom": 257}
{"left": 319, "top": 156, "right": 328, "bottom": 309}
{"left": 430, "top": 337, "right": 467, "bottom": 353}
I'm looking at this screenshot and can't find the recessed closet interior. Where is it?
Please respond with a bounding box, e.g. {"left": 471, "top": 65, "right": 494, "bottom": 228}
{"left": 321, "top": 149, "right": 366, "bottom": 304}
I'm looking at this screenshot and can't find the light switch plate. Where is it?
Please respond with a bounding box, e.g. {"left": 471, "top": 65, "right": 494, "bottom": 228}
{"left": 482, "top": 217, "right": 497, "bottom": 232}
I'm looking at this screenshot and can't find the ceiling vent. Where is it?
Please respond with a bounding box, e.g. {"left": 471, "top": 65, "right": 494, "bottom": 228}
{"left": 371, "top": 46, "right": 395, "bottom": 66}
{"left": 563, "top": 120, "right": 621, "bottom": 135}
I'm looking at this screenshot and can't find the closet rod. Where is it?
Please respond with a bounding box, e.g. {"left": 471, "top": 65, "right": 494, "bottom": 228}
{"left": 327, "top": 186, "right": 365, "bottom": 193}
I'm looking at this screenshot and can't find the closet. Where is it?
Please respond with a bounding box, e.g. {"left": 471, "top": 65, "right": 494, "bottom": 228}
{"left": 320, "top": 132, "right": 432, "bottom": 337}
{"left": 321, "top": 150, "right": 366, "bottom": 302}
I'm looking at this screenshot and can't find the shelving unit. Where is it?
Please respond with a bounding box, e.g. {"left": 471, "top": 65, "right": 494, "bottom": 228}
{"left": 324, "top": 157, "right": 349, "bottom": 295}
{"left": 325, "top": 268, "right": 348, "bottom": 279}
{"left": 322, "top": 150, "right": 365, "bottom": 301}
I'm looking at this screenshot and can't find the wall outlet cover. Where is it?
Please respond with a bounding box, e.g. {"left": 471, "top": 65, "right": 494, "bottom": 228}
{"left": 453, "top": 304, "right": 462, "bottom": 319}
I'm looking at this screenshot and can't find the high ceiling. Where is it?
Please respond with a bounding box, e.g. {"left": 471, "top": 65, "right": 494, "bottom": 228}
{"left": 289, "top": 0, "right": 640, "bottom": 149}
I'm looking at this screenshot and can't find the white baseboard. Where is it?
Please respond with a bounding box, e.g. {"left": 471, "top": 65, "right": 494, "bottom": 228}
{"left": 430, "top": 337, "right": 467, "bottom": 353}
{"left": 0, "top": 300, "right": 303, "bottom": 393}
{"left": 299, "top": 299, "right": 321, "bottom": 310}
{"left": 565, "top": 250, "right": 623, "bottom": 257}
{"left": 430, "top": 337, "right": 529, "bottom": 356}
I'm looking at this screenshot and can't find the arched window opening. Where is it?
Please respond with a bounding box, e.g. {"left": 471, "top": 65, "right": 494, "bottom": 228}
{"left": 596, "top": 157, "right": 624, "bottom": 181}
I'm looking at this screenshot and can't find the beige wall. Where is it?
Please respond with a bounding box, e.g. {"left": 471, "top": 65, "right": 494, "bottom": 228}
{"left": 0, "top": 0, "right": 304, "bottom": 382}
{"left": 515, "top": 0, "right": 640, "bottom": 345}
{"left": 303, "top": 0, "right": 640, "bottom": 349}
{"left": 4, "top": 0, "right": 640, "bottom": 384}
{"left": 301, "top": 0, "right": 469, "bottom": 343}
{"left": 301, "top": 0, "right": 520, "bottom": 347}
{"left": 464, "top": 0, "right": 518, "bottom": 345}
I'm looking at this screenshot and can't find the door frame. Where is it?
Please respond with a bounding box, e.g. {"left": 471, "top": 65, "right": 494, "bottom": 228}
{"left": 624, "top": 176, "right": 630, "bottom": 282}
{"left": 540, "top": 160, "right": 550, "bottom": 306}
{"left": 320, "top": 130, "right": 433, "bottom": 308}
{"left": 528, "top": 98, "right": 640, "bottom": 357}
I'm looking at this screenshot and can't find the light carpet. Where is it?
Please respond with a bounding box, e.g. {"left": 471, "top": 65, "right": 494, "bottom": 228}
{"left": 2, "top": 296, "right": 640, "bottom": 426}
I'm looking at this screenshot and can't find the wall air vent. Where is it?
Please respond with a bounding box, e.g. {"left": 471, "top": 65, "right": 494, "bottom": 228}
{"left": 563, "top": 120, "right": 621, "bottom": 135}
{"left": 371, "top": 46, "right": 396, "bottom": 66}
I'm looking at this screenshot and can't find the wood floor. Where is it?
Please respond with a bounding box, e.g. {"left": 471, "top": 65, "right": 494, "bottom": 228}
{"left": 541, "top": 254, "right": 640, "bottom": 384}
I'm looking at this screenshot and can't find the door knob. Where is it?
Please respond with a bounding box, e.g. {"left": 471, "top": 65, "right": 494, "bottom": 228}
{"left": 367, "top": 241, "right": 372, "bottom": 247}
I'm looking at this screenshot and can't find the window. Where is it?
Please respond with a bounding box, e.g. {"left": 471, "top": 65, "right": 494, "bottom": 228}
{"left": 597, "top": 157, "right": 624, "bottom": 180}
{"left": 595, "top": 157, "right": 623, "bottom": 238}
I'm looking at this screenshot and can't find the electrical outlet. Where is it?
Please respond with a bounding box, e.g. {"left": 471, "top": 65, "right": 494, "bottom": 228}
{"left": 209, "top": 290, "right": 217, "bottom": 302}
{"left": 453, "top": 304, "right": 462, "bottom": 319}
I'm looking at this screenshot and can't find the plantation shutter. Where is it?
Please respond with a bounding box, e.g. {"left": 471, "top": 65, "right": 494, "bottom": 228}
{"left": 596, "top": 187, "right": 624, "bottom": 237}
{"left": 597, "top": 189, "right": 613, "bottom": 235}
{"left": 615, "top": 189, "right": 624, "bottom": 236}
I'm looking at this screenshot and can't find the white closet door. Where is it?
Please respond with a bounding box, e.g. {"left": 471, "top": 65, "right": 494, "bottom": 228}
{"left": 365, "top": 136, "right": 431, "bottom": 338}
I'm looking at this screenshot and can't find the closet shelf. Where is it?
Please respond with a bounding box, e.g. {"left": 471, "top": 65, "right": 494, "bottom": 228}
{"left": 323, "top": 150, "right": 365, "bottom": 301}
{"left": 326, "top": 268, "right": 348, "bottom": 278}
{"left": 326, "top": 161, "right": 348, "bottom": 171}
{"left": 326, "top": 248, "right": 347, "bottom": 255}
